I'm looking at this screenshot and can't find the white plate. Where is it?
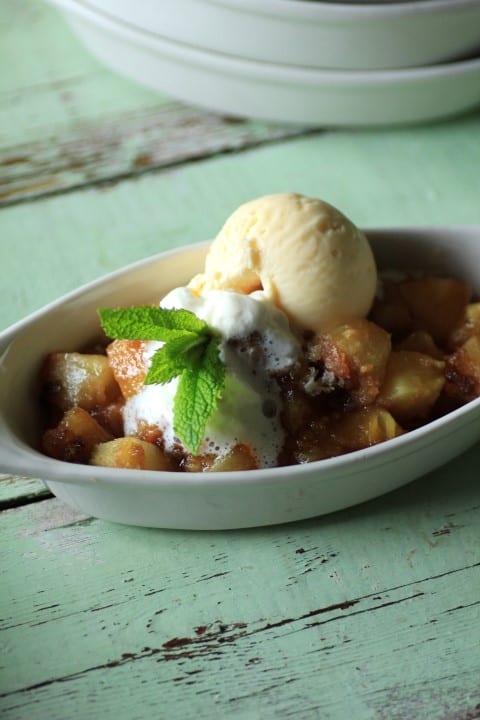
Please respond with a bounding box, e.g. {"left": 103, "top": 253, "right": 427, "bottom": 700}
{"left": 1, "top": 227, "right": 480, "bottom": 530}
{"left": 49, "top": 0, "right": 480, "bottom": 126}
{"left": 55, "top": 0, "right": 480, "bottom": 70}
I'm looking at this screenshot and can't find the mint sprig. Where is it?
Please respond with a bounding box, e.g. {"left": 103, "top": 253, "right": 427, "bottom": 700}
{"left": 98, "top": 306, "right": 226, "bottom": 454}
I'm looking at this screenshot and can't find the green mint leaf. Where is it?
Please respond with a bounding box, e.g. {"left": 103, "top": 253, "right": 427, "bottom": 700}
{"left": 145, "top": 334, "right": 207, "bottom": 385}
{"left": 98, "top": 306, "right": 209, "bottom": 342}
{"left": 98, "top": 304, "right": 227, "bottom": 455}
{"left": 173, "top": 337, "right": 226, "bottom": 454}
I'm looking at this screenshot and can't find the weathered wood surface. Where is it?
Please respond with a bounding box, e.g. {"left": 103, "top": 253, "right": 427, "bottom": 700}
{"left": 2, "top": 1, "right": 480, "bottom": 718}
{"left": 0, "top": 0, "right": 303, "bottom": 207}
{"left": 1, "top": 449, "right": 479, "bottom": 720}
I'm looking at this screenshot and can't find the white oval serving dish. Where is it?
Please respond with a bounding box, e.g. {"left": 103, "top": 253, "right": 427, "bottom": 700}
{"left": 55, "top": 0, "right": 480, "bottom": 71}
{"left": 1, "top": 226, "right": 480, "bottom": 530}
{"left": 48, "top": 0, "right": 480, "bottom": 126}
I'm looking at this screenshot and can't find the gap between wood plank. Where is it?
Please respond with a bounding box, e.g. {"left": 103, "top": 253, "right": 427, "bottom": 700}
{"left": 0, "top": 489, "right": 54, "bottom": 512}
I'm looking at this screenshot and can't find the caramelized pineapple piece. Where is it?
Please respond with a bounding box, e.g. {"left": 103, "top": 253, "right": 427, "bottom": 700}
{"left": 398, "top": 277, "right": 471, "bottom": 344}
{"left": 377, "top": 350, "right": 445, "bottom": 423}
{"left": 369, "top": 280, "right": 412, "bottom": 337}
{"left": 182, "top": 444, "right": 259, "bottom": 472}
{"left": 181, "top": 453, "right": 217, "bottom": 473}
{"left": 316, "top": 319, "right": 391, "bottom": 406}
{"left": 210, "top": 444, "right": 259, "bottom": 472}
{"left": 445, "top": 335, "right": 480, "bottom": 403}
{"left": 42, "top": 407, "right": 112, "bottom": 463}
{"left": 287, "top": 405, "right": 403, "bottom": 464}
{"left": 91, "top": 400, "right": 125, "bottom": 437}
{"left": 280, "top": 378, "right": 317, "bottom": 436}
{"left": 106, "top": 340, "right": 148, "bottom": 399}
{"left": 133, "top": 420, "right": 166, "bottom": 447}
{"left": 448, "top": 302, "right": 480, "bottom": 349}
{"left": 395, "top": 331, "right": 444, "bottom": 360}
{"left": 42, "top": 352, "right": 121, "bottom": 411}
{"left": 90, "top": 437, "right": 171, "bottom": 470}
{"left": 290, "top": 417, "right": 344, "bottom": 464}
{"left": 332, "top": 407, "right": 404, "bottom": 451}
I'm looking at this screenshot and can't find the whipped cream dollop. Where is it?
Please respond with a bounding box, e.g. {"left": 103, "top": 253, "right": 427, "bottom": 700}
{"left": 123, "top": 287, "right": 301, "bottom": 467}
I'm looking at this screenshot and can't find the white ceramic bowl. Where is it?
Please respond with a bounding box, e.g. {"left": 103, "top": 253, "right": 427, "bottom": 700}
{"left": 1, "top": 226, "right": 480, "bottom": 530}
{"left": 47, "top": 0, "right": 480, "bottom": 126}
{"left": 56, "top": 0, "right": 480, "bottom": 70}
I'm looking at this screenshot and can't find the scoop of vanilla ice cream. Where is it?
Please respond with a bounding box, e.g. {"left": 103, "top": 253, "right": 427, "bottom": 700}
{"left": 189, "top": 193, "right": 377, "bottom": 333}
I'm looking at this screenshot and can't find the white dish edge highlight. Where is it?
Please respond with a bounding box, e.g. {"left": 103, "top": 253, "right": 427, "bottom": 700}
{"left": 1, "top": 227, "right": 480, "bottom": 530}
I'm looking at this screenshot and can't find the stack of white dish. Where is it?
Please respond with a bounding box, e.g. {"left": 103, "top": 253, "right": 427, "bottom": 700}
{"left": 50, "top": 0, "right": 480, "bottom": 126}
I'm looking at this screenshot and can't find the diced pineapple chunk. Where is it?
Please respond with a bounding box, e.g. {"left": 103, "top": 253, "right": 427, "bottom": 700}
{"left": 332, "top": 407, "right": 404, "bottom": 450}
{"left": 209, "top": 444, "right": 259, "bottom": 472}
{"left": 448, "top": 302, "right": 480, "bottom": 349}
{"left": 106, "top": 340, "right": 148, "bottom": 399}
{"left": 41, "top": 352, "right": 121, "bottom": 411}
{"left": 445, "top": 335, "right": 480, "bottom": 403}
{"left": 90, "top": 437, "right": 171, "bottom": 470}
{"left": 181, "top": 453, "right": 217, "bottom": 473}
{"left": 377, "top": 350, "right": 445, "bottom": 423}
{"left": 42, "top": 407, "right": 112, "bottom": 463}
{"left": 290, "top": 418, "right": 344, "bottom": 464}
{"left": 395, "top": 331, "right": 444, "bottom": 360}
{"left": 133, "top": 420, "right": 166, "bottom": 447}
{"left": 369, "top": 280, "right": 413, "bottom": 337}
{"left": 92, "top": 400, "right": 124, "bottom": 437}
{"left": 316, "top": 318, "right": 391, "bottom": 406}
{"left": 280, "top": 379, "right": 316, "bottom": 436}
{"left": 182, "top": 444, "right": 259, "bottom": 472}
{"left": 398, "top": 277, "right": 471, "bottom": 344}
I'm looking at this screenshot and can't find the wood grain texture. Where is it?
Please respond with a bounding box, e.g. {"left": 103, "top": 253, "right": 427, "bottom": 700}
{"left": 0, "top": 103, "right": 303, "bottom": 206}
{"left": 0, "top": 448, "right": 479, "bottom": 720}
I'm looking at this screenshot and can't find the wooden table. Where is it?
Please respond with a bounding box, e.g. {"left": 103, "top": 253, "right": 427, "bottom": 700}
{"left": 1, "top": 2, "right": 480, "bottom": 718}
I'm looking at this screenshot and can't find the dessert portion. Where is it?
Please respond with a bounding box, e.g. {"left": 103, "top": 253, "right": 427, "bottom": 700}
{"left": 39, "top": 193, "right": 480, "bottom": 473}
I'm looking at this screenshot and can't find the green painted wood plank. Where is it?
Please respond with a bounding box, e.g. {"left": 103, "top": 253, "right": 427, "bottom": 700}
{"left": 0, "top": 103, "right": 303, "bottom": 207}
{"left": 0, "top": 447, "right": 479, "bottom": 719}
{"left": 0, "top": 475, "right": 51, "bottom": 508}
{"left": 0, "top": 0, "right": 303, "bottom": 205}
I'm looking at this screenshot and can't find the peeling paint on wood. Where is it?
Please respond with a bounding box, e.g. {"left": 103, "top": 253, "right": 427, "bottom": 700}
{"left": 0, "top": 1, "right": 304, "bottom": 207}
{"left": 0, "top": 104, "right": 304, "bottom": 206}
